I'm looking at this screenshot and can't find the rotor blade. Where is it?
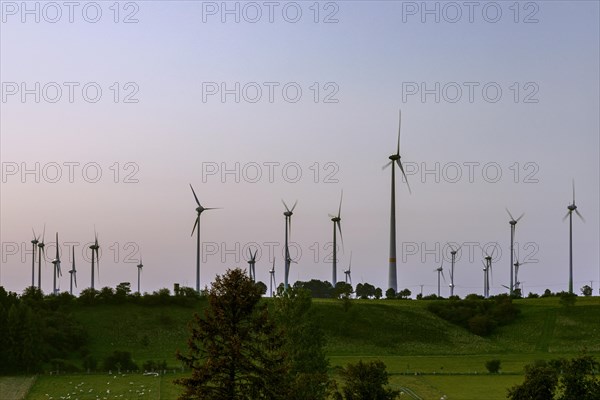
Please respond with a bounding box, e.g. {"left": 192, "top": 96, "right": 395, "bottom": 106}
{"left": 74, "top": 271, "right": 77, "bottom": 287}
{"left": 382, "top": 160, "right": 393, "bottom": 170}
{"left": 32, "top": 227, "right": 37, "bottom": 240}
{"left": 337, "top": 190, "right": 343, "bottom": 219}
{"left": 248, "top": 248, "right": 253, "bottom": 261}
{"left": 575, "top": 209, "right": 585, "bottom": 222}
{"left": 396, "top": 109, "right": 401, "bottom": 156}
{"left": 505, "top": 208, "right": 515, "bottom": 221}
{"left": 397, "top": 160, "right": 412, "bottom": 194}
{"left": 563, "top": 211, "right": 570, "bottom": 221}
{"left": 572, "top": 179, "right": 575, "bottom": 204}
{"left": 441, "top": 270, "right": 446, "bottom": 282}
{"left": 349, "top": 251, "right": 352, "bottom": 271}
{"left": 96, "top": 249, "right": 100, "bottom": 280}
{"left": 336, "top": 220, "right": 344, "bottom": 252}
{"left": 42, "top": 224, "right": 46, "bottom": 243}
{"left": 55, "top": 232, "right": 60, "bottom": 260}
{"left": 203, "top": 207, "right": 222, "bottom": 211}
{"left": 189, "top": 184, "right": 201, "bottom": 206}
{"left": 72, "top": 247, "right": 75, "bottom": 271}
{"left": 281, "top": 199, "right": 290, "bottom": 212}
{"left": 516, "top": 213, "right": 525, "bottom": 223}
{"left": 290, "top": 200, "right": 298, "bottom": 212}
{"left": 191, "top": 216, "right": 199, "bottom": 237}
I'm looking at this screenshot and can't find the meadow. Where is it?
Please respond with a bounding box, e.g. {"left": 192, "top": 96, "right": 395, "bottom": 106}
{"left": 1, "top": 296, "right": 598, "bottom": 399}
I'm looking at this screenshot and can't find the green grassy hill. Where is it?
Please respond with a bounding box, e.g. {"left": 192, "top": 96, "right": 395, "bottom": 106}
{"left": 69, "top": 296, "right": 600, "bottom": 368}
{"left": 8, "top": 296, "right": 600, "bottom": 400}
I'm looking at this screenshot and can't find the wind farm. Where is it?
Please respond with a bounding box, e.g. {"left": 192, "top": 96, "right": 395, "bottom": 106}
{"left": 1, "top": 2, "right": 598, "bottom": 398}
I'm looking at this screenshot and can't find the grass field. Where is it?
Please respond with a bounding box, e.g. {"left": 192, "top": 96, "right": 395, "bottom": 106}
{"left": 7, "top": 296, "right": 600, "bottom": 399}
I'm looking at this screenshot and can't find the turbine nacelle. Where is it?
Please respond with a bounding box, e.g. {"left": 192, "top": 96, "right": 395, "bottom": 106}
{"left": 389, "top": 154, "right": 400, "bottom": 161}
{"left": 568, "top": 204, "right": 577, "bottom": 211}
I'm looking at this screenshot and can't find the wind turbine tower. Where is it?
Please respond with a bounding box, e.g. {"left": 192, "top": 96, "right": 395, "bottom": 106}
{"left": 329, "top": 191, "right": 343, "bottom": 286}
{"left": 190, "top": 184, "right": 220, "bottom": 293}
{"left": 89, "top": 232, "right": 100, "bottom": 290}
{"left": 51, "top": 233, "right": 62, "bottom": 295}
{"left": 382, "top": 110, "right": 411, "bottom": 292}
{"left": 282, "top": 200, "right": 297, "bottom": 291}
{"left": 30, "top": 229, "right": 39, "bottom": 287}
{"left": 69, "top": 246, "right": 77, "bottom": 295}
{"left": 506, "top": 209, "right": 524, "bottom": 296}
{"left": 136, "top": 258, "right": 143, "bottom": 294}
{"left": 564, "top": 180, "right": 584, "bottom": 294}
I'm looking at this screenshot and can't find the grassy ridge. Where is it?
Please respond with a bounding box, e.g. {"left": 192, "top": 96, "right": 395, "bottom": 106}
{"left": 69, "top": 296, "right": 600, "bottom": 367}
{"left": 15, "top": 296, "right": 600, "bottom": 400}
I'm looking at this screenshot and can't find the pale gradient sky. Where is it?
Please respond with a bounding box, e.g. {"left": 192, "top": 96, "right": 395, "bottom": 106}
{"left": 1, "top": 1, "right": 599, "bottom": 297}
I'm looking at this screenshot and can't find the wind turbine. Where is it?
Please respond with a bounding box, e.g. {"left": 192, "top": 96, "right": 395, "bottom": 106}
{"left": 190, "top": 184, "right": 220, "bottom": 293}
{"left": 282, "top": 199, "right": 297, "bottom": 291}
{"left": 136, "top": 257, "right": 143, "bottom": 294}
{"left": 482, "top": 259, "right": 490, "bottom": 298}
{"left": 382, "top": 109, "right": 411, "bottom": 292}
{"left": 564, "top": 179, "right": 585, "bottom": 294}
{"left": 483, "top": 246, "right": 497, "bottom": 298}
{"left": 344, "top": 251, "right": 352, "bottom": 285}
{"left": 30, "top": 229, "right": 39, "bottom": 287}
{"left": 434, "top": 259, "right": 445, "bottom": 297}
{"left": 69, "top": 246, "right": 77, "bottom": 295}
{"left": 269, "top": 258, "right": 276, "bottom": 297}
{"left": 89, "top": 231, "right": 100, "bottom": 290}
{"left": 506, "top": 208, "right": 524, "bottom": 296}
{"left": 247, "top": 248, "right": 257, "bottom": 282}
{"left": 37, "top": 225, "right": 46, "bottom": 290}
{"left": 329, "top": 190, "right": 343, "bottom": 286}
{"left": 51, "top": 232, "right": 62, "bottom": 295}
{"left": 448, "top": 244, "right": 461, "bottom": 297}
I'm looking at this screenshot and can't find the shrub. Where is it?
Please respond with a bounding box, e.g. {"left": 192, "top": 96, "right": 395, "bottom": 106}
{"left": 103, "top": 350, "right": 138, "bottom": 372}
{"left": 485, "top": 359, "right": 501, "bottom": 374}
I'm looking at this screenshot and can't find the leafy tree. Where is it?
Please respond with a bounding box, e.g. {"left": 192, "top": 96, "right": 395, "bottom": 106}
{"left": 507, "top": 361, "right": 558, "bottom": 400}
{"left": 115, "top": 282, "right": 131, "bottom": 302}
{"left": 333, "top": 282, "right": 353, "bottom": 299}
{"left": 485, "top": 359, "right": 501, "bottom": 373}
{"left": 356, "top": 283, "right": 376, "bottom": 299}
{"left": 374, "top": 288, "right": 383, "bottom": 299}
{"left": 397, "top": 288, "right": 411, "bottom": 299}
{"left": 175, "top": 268, "right": 288, "bottom": 400}
{"left": 581, "top": 285, "right": 593, "bottom": 296}
{"left": 255, "top": 281, "right": 268, "bottom": 295}
{"left": 273, "top": 287, "right": 330, "bottom": 400}
{"left": 508, "top": 354, "right": 600, "bottom": 400}
{"left": 294, "top": 279, "right": 334, "bottom": 298}
{"left": 555, "top": 353, "right": 600, "bottom": 400}
{"left": 338, "top": 360, "right": 399, "bottom": 400}
{"left": 103, "top": 350, "right": 137, "bottom": 372}
{"left": 385, "top": 288, "right": 396, "bottom": 299}
{"left": 541, "top": 289, "right": 553, "bottom": 298}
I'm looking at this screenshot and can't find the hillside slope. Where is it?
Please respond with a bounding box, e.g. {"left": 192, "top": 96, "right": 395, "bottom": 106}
{"left": 69, "top": 297, "right": 600, "bottom": 366}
